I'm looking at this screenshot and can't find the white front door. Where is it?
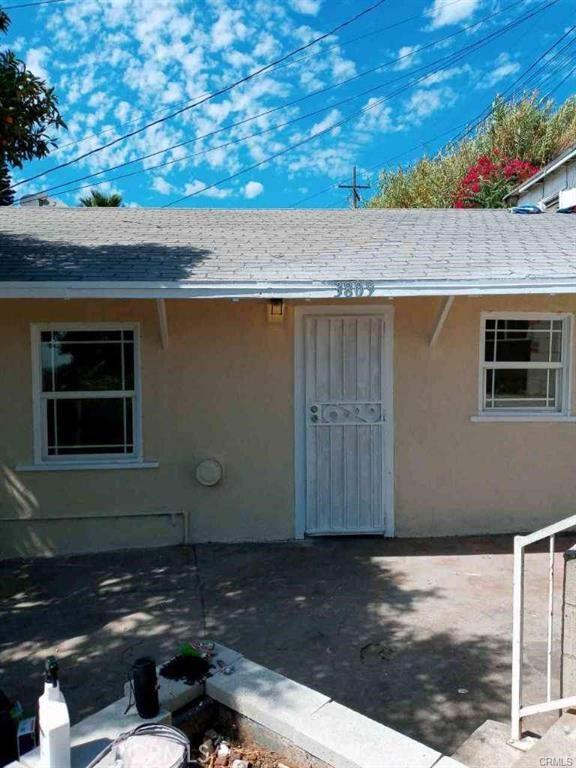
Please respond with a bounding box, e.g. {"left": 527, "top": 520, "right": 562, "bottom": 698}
{"left": 296, "top": 308, "right": 393, "bottom": 536}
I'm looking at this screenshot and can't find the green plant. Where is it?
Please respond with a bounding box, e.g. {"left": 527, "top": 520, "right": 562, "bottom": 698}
{"left": 0, "top": 9, "right": 66, "bottom": 205}
{"left": 79, "top": 189, "right": 123, "bottom": 207}
{"left": 368, "top": 94, "right": 576, "bottom": 209}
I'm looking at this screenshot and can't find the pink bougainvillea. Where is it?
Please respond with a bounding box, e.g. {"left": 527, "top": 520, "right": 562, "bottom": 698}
{"left": 453, "top": 155, "right": 539, "bottom": 208}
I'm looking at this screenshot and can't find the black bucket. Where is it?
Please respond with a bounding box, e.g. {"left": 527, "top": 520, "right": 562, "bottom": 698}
{"left": 130, "top": 657, "right": 159, "bottom": 720}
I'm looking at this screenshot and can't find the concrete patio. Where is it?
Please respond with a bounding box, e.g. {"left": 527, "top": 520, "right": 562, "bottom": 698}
{"left": 1, "top": 535, "right": 573, "bottom": 756}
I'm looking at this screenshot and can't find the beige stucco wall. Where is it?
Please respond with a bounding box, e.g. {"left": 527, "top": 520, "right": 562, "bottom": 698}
{"left": 394, "top": 294, "right": 576, "bottom": 537}
{"left": 0, "top": 299, "right": 294, "bottom": 558}
{"left": 1, "top": 294, "right": 576, "bottom": 558}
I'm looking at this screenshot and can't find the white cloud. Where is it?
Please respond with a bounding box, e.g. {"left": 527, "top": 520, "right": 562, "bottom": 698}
{"left": 183, "top": 180, "right": 232, "bottom": 199}
{"left": 30, "top": 0, "right": 384, "bottom": 205}
{"left": 287, "top": 145, "right": 354, "bottom": 177}
{"left": 289, "top": 0, "right": 322, "bottom": 15}
{"left": 210, "top": 8, "right": 247, "bottom": 51}
{"left": 253, "top": 33, "right": 278, "bottom": 59}
{"left": 395, "top": 45, "right": 421, "bottom": 71}
{"left": 88, "top": 91, "right": 107, "bottom": 109}
{"left": 310, "top": 109, "right": 342, "bottom": 137}
{"left": 25, "top": 47, "right": 50, "bottom": 81}
{"left": 330, "top": 56, "right": 356, "bottom": 80}
{"left": 162, "top": 82, "right": 184, "bottom": 104}
{"left": 406, "top": 87, "right": 457, "bottom": 121}
{"left": 479, "top": 53, "right": 520, "bottom": 88}
{"left": 243, "top": 180, "right": 264, "bottom": 199}
{"left": 151, "top": 177, "right": 173, "bottom": 195}
{"left": 357, "top": 98, "right": 394, "bottom": 134}
{"left": 426, "top": 0, "right": 480, "bottom": 29}
{"left": 420, "top": 65, "right": 472, "bottom": 87}
{"left": 115, "top": 101, "right": 133, "bottom": 122}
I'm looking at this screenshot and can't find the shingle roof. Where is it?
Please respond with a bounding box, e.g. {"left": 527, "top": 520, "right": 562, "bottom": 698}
{"left": 0, "top": 208, "right": 574, "bottom": 297}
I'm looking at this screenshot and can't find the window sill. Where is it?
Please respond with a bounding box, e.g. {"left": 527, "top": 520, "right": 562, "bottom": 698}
{"left": 471, "top": 415, "right": 576, "bottom": 423}
{"left": 16, "top": 460, "right": 159, "bottom": 472}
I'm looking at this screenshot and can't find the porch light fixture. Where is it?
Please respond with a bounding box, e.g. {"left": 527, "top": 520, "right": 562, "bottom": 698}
{"left": 268, "top": 298, "right": 285, "bottom": 324}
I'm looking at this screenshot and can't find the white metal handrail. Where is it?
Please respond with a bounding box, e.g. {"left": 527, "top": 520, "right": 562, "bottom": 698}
{"left": 511, "top": 513, "right": 576, "bottom": 742}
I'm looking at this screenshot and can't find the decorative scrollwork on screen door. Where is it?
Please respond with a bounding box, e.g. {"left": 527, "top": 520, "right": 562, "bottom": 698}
{"left": 308, "top": 403, "right": 383, "bottom": 425}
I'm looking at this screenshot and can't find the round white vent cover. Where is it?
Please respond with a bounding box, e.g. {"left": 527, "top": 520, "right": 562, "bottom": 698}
{"left": 195, "top": 459, "right": 223, "bottom": 487}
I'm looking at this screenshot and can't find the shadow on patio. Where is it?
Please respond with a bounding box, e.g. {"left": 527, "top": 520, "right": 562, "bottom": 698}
{"left": 0, "top": 536, "right": 552, "bottom": 754}
{"left": 195, "top": 537, "right": 514, "bottom": 753}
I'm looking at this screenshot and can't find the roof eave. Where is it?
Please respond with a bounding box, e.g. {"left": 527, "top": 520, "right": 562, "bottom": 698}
{"left": 2, "top": 277, "right": 576, "bottom": 299}
{"left": 504, "top": 147, "right": 576, "bottom": 200}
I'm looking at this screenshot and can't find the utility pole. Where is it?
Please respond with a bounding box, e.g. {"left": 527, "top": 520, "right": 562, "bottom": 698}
{"left": 338, "top": 166, "right": 370, "bottom": 209}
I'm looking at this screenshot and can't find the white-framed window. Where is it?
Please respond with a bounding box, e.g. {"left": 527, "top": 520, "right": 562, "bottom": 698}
{"left": 479, "top": 313, "right": 572, "bottom": 415}
{"left": 31, "top": 324, "right": 142, "bottom": 463}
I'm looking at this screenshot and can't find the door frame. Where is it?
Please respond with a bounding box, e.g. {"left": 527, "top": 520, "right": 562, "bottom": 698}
{"left": 294, "top": 304, "right": 395, "bottom": 539}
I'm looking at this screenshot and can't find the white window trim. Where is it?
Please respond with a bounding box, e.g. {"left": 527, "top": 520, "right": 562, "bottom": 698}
{"left": 475, "top": 311, "right": 574, "bottom": 422}
{"left": 16, "top": 461, "right": 159, "bottom": 472}
{"left": 29, "top": 322, "right": 145, "bottom": 467}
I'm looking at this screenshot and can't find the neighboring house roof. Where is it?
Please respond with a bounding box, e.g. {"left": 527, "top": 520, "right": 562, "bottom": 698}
{"left": 504, "top": 142, "right": 576, "bottom": 201}
{"left": 0, "top": 208, "right": 574, "bottom": 299}
{"left": 20, "top": 193, "right": 67, "bottom": 208}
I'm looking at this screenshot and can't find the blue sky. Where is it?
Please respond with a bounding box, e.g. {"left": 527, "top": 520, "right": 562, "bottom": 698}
{"left": 8, "top": 0, "right": 574, "bottom": 208}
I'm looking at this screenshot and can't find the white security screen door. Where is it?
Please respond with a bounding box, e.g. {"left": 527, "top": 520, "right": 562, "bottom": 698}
{"left": 301, "top": 312, "right": 389, "bottom": 535}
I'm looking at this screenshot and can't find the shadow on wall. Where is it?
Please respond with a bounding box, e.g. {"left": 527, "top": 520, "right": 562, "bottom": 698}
{"left": 0, "top": 232, "right": 214, "bottom": 555}
{"left": 1, "top": 467, "right": 38, "bottom": 517}
{"left": 0, "top": 232, "right": 213, "bottom": 282}
{"left": 0, "top": 462, "right": 186, "bottom": 557}
{"left": 0, "top": 467, "right": 55, "bottom": 558}
{"left": 0, "top": 538, "right": 522, "bottom": 755}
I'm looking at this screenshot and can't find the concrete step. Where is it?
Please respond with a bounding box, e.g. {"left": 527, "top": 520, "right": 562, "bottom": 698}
{"left": 452, "top": 720, "right": 525, "bottom": 768}
{"left": 512, "top": 713, "right": 576, "bottom": 768}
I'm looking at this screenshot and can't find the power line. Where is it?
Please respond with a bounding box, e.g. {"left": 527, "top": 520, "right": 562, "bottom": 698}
{"left": 384, "top": 25, "right": 576, "bottom": 167}
{"left": 522, "top": 47, "right": 576, "bottom": 98}
{"left": 50, "top": 0, "right": 497, "bottom": 155}
{"left": 519, "top": 41, "right": 576, "bottom": 92}
{"left": 10, "top": 0, "right": 389, "bottom": 190}
{"left": 18, "top": 0, "right": 542, "bottom": 202}
{"left": 162, "top": 0, "right": 558, "bottom": 208}
{"left": 289, "top": 20, "right": 576, "bottom": 208}
{"left": 363, "top": 35, "right": 576, "bottom": 200}
{"left": 374, "top": 17, "right": 576, "bottom": 160}
{"left": 542, "top": 60, "right": 576, "bottom": 98}
{"left": 361, "top": 35, "right": 576, "bottom": 201}
{"left": 289, "top": 120, "right": 479, "bottom": 208}
{"left": 20, "top": 73, "right": 482, "bottom": 202}
{"left": 2, "top": 0, "right": 68, "bottom": 7}
{"left": 446, "top": 22, "right": 576, "bottom": 149}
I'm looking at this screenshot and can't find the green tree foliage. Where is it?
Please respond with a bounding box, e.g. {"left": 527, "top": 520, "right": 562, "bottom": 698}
{"left": 368, "top": 94, "right": 576, "bottom": 209}
{"left": 79, "top": 189, "right": 123, "bottom": 207}
{"left": 0, "top": 9, "right": 66, "bottom": 205}
{"left": 0, "top": 159, "right": 14, "bottom": 205}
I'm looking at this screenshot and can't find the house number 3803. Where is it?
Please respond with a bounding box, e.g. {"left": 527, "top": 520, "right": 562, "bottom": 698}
{"left": 334, "top": 280, "right": 375, "bottom": 298}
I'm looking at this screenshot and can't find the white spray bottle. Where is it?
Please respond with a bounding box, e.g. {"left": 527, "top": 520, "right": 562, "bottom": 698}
{"left": 38, "top": 656, "right": 71, "bottom": 768}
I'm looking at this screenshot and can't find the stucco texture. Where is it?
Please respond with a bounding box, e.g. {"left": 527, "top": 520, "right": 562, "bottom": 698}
{"left": 394, "top": 294, "right": 576, "bottom": 536}
{"left": 0, "top": 299, "right": 294, "bottom": 558}
{"left": 1, "top": 294, "right": 576, "bottom": 557}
